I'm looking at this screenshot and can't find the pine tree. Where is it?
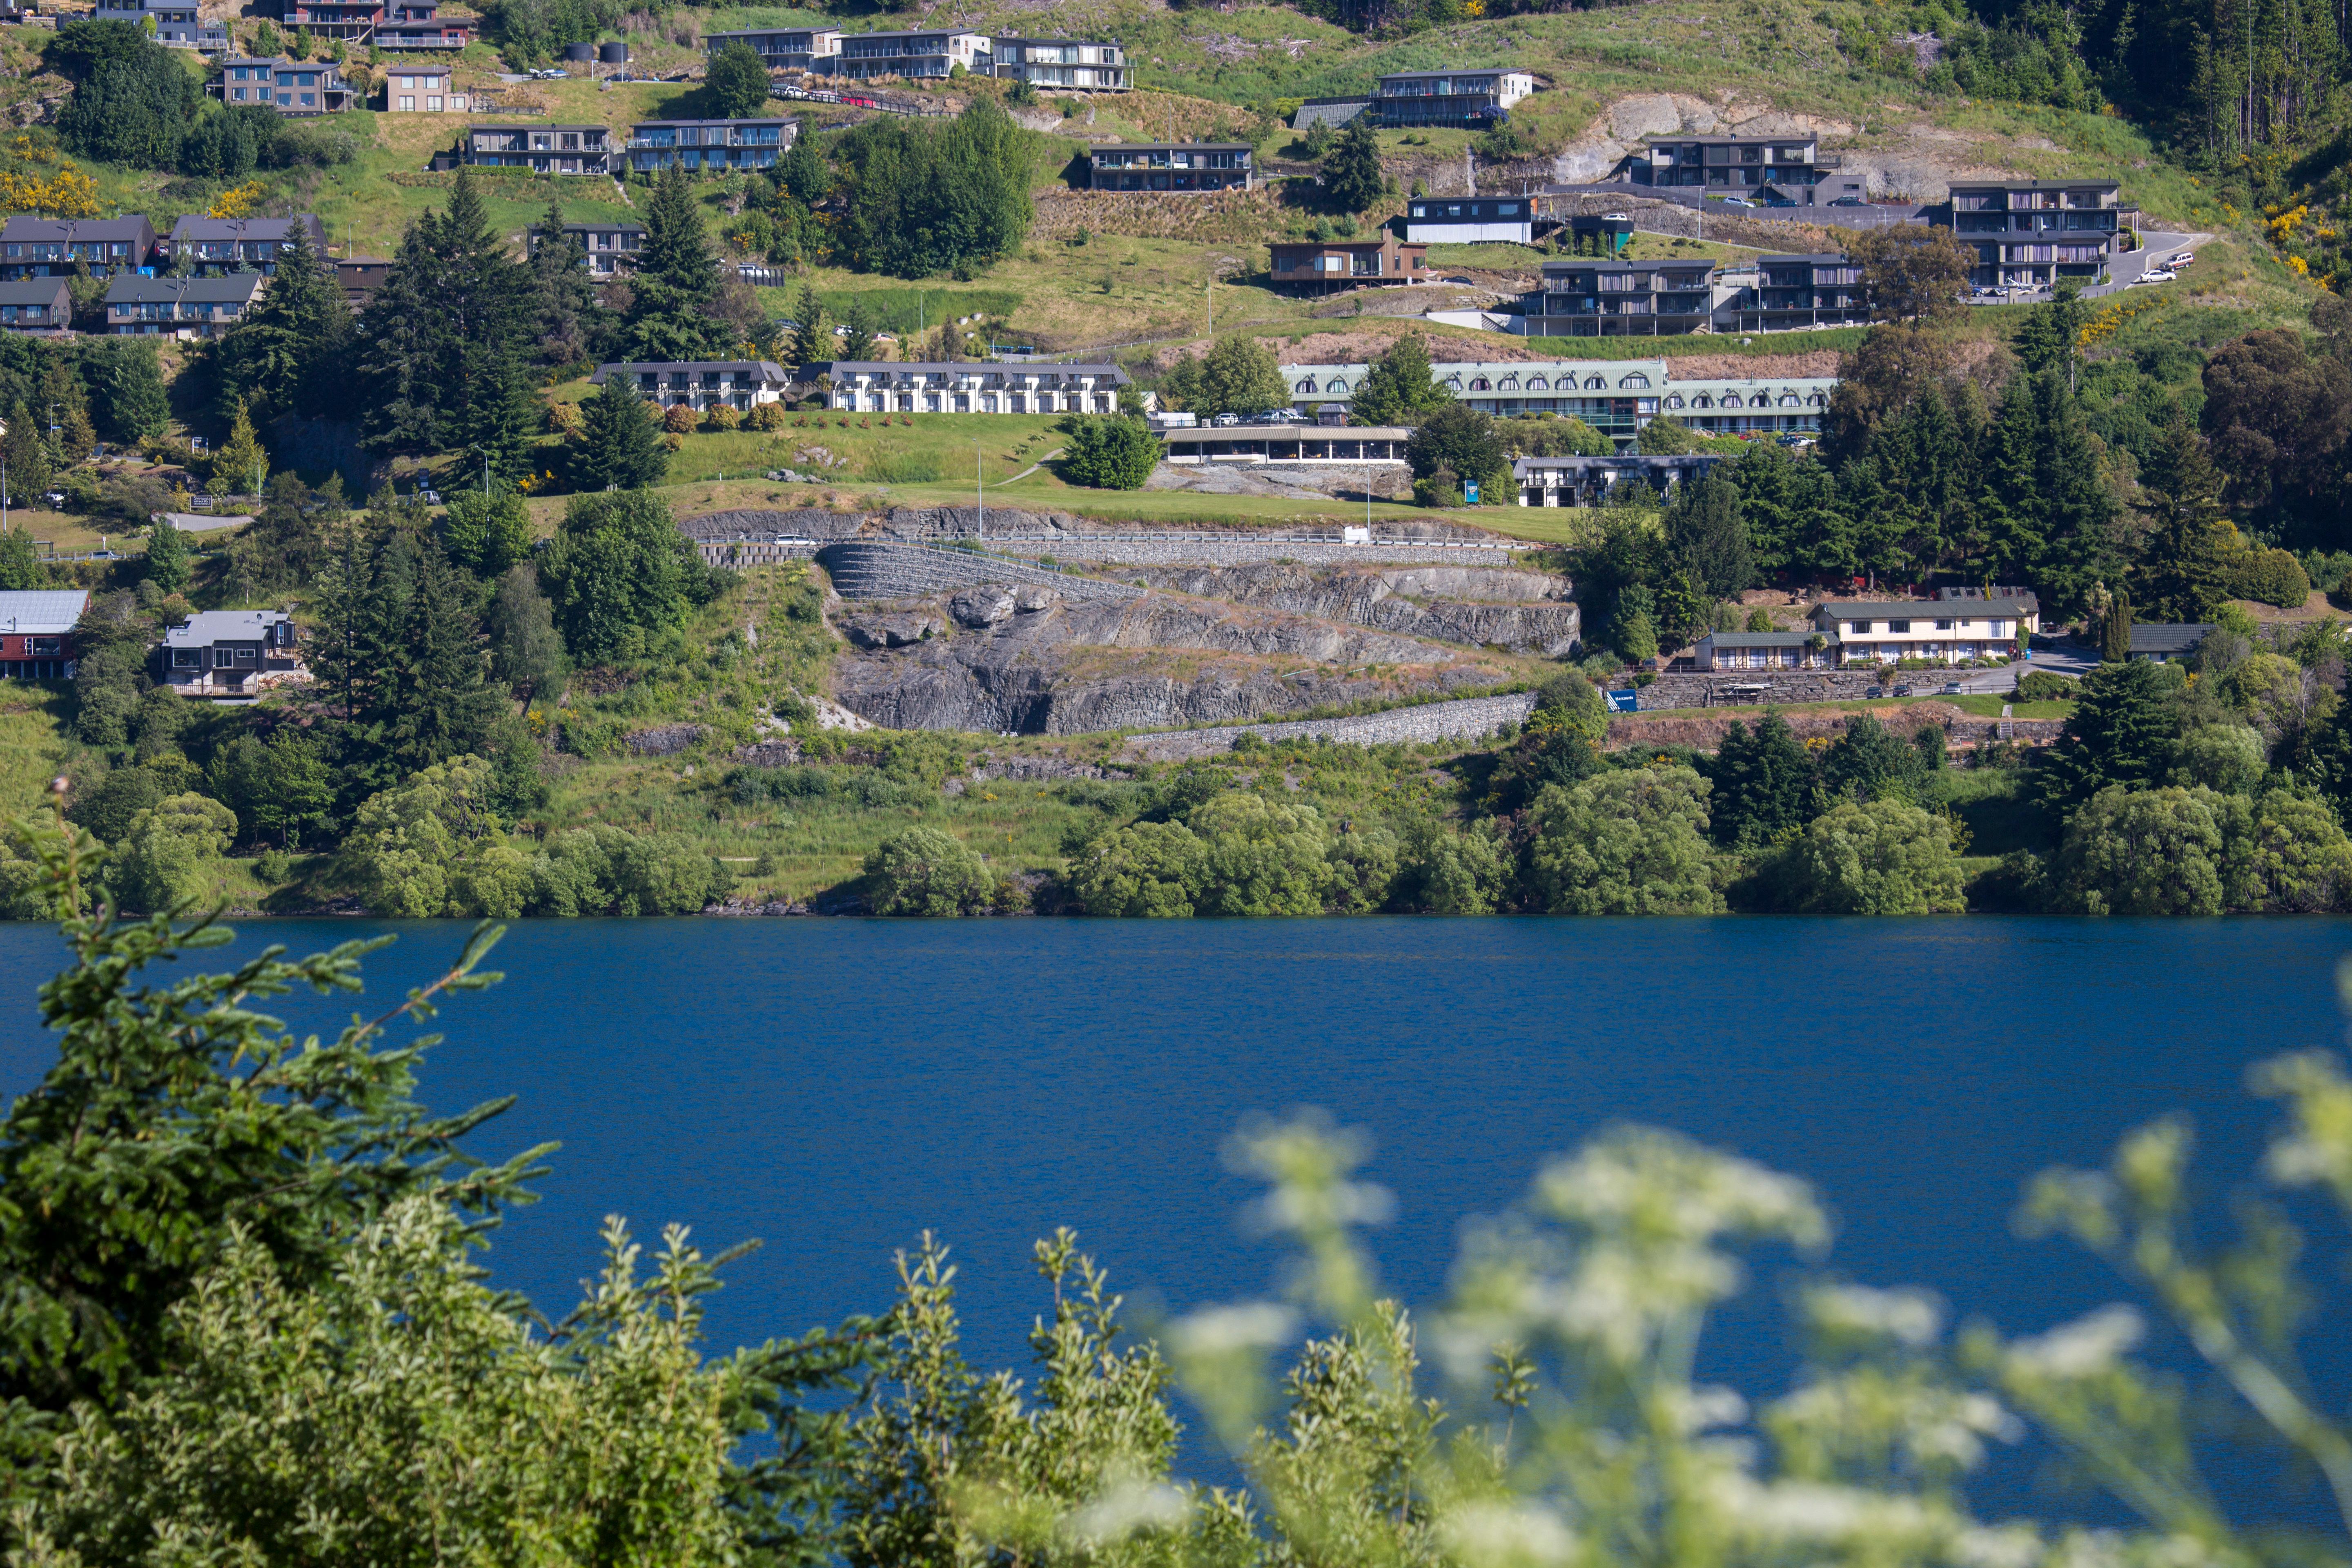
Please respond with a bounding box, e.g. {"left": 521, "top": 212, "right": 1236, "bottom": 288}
{"left": 383, "top": 540, "right": 502, "bottom": 774}
{"left": 1325, "top": 118, "right": 1383, "bottom": 212}
{"left": 1709, "top": 711, "right": 1817, "bottom": 848}
{"left": 1348, "top": 332, "right": 1448, "bottom": 425}
{"left": 1663, "top": 468, "right": 1753, "bottom": 600}
{"left": 2133, "top": 414, "right": 2232, "bottom": 624}
{"left": 145, "top": 515, "right": 189, "bottom": 592}
{"left": 573, "top": 376, "right": 668, "bottom": 491}
{"left": 216, "top": 222, "right": 345, "bottom": 423}
{"left": 2103, "top": 587, "right": 2133, "bottom": 662}
{"left": 785, "top": 283, "right": 829, "bottom": 371}
{"left": 2, "top": 401, "right": 51, "bottom": 502}
{"left": 624, "top": 163, "right": 729, "bottom": 362}
{"left": 840, "top": 297, "right": 878, "bottom": 362}
{"left": 526, "top": 201, "right": 603, "bottom": 368}
{"left": 214, "top": 397, "right": 269, "bottom": 497}
{"left": 93, "top": 341, "right": 169, "bottom": 442}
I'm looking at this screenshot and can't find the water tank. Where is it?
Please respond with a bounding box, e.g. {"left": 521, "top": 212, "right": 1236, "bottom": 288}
{"left": 599, "top": 40, "right": 626, "bottom": 63}
{"left": 562, "top": 40, "right": 592, "bottom": 60}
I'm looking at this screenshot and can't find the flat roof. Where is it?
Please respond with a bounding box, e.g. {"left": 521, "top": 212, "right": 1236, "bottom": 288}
{"left": 168, "top": 214, "right": 326, "bottom": 242}
{"left": 1696, "top": 630, "right": 1824, "bottom": 646}
{"left": 1091, "top": 142, "right": 1253, "bottom": 153}
{"left": 632, "top": 117, "right": 794, "bottom": 127}
{"left": 468, "top": 122, "right": 608, "bottom": 132}
{"left": 1379, "top": 67, "right": 1528, "bottom": 80}
{"left": 1758, "top": 253, "right": 1854, "bottom": 265}
{"left": 1644, "top": 131, "right": 1818, "bottom": 143}
{"left": 707, "top": 25, "right": 840, "bottom": 36}
{"left": 834, "top": 26, "right": 987, "bottom": 39}
{"left": 1167, "top": 425, "right": 1414, "bottom": 439}
{"left": 1950, "top": 178, "right": 2120, "bottom": 190}
{"left": 995, "top": 35, "right": 1117, "bottom": 45}
{"left": 1822, "top": 600, "right": 2036, "bottom": 618}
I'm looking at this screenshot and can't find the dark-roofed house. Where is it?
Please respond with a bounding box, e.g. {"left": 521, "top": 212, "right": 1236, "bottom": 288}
{"left": 1401, "top": 196, "right": 1534, "bottom": 245}
{"left": 626, "top": 118, "right": 797, "bottom": 174}
{"left": 336, "top": 255, "right": 393, "bottom": 305}
{"left": 0, "top": 591, "right": 91, "bottom": 680}
{"left": 1375, "top": 68, "right": 1535, "bottom": 127}
{"left": 1626, "top": 134, "right": 1862, "bottom": 205}
{"left": 105, "top": 273, "right": 265, "bottom": 338}
{"left": 206, "top": 56, "right": 355, "bottom": 115}
{"left": 460, "top": 124, "right": 612, "bottom": 175}
{"left": 530, "top": 221, "right": 645, "bottom": 277}
{"left": 0, "top": 216, "right": 158, "bottom": 280}
{"left": 1088, "top": 144, "right": 1252, "bottom": 192}
{"left": 96, "top": 0, "right": 226, "bottom": 49}
{"left": 833, "top": 28, "right": 991, "bottom": 79}
{"left": 816, "top": 361, "right": 1128, "bottom": 415}
{"left": 1809, "top": 598, "right": 2040, "bottom": 665}
{"left": 992, "top": 36, "right": 1126, "bottom": 90}
{"left": 0, "top": 278, "right": 73, "bottom": 335}
{"left": 158, "top": 609, "right": 304, "bottom": 696}
{"left": 1268, "top": 234, "right": 1427, "bottom": 293}
{"left": 1693, "top": 628, "right": 1836, "bottom": 672}
{"left": 376, "top": 0, "right": 474, "bottom": 49}
{"left": 1513, "top": 453, "right": 1723, "bottom": 507}
{"left": 2129, "top": 624, "right": 2214, "bottom": 662}
{"left": 166, "top": 214, "right": 332, "bottom": 276}
{"left": 590, "top": 361, "right": 795, "bottom": 413}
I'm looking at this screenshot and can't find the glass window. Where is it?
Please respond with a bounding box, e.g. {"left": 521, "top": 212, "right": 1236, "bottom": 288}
{"left": 1888, "top": 620, "right": 1911, "bottom": 633}
{"left": 1848, "top": 621, "right": 1871, "bottom": 635}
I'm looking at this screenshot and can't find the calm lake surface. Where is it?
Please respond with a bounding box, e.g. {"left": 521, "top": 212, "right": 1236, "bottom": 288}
{"left": 1, "top": 915, "right": 2345, "bottom": 1516}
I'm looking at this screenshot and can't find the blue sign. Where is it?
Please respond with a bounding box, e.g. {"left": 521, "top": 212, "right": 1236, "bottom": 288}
{"left": 1464, "top": 481, "right": 1480, "bottom": 505}
{"left": 1606, "top": 688, "right": 1639, "bottom": 713}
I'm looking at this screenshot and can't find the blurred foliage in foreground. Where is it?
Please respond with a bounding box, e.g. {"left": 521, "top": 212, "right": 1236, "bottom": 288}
{"left": 1, "top": 806, "right": 2350, "bottom": 1565}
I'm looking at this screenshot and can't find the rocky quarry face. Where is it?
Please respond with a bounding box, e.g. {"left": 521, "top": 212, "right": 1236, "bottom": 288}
{"left": 828, "top": 582, "right": 1517, "bottom": 735}
{"left": 1122, "top": 563, "right": 1582, "bottom": 657}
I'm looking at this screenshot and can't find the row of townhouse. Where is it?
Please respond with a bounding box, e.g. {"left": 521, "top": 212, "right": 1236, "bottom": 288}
{"left": 1938, "top": 178, "right": 2127, "bottom": 291}
{"left": 584, "top": 359, "right": 1131, "bottom": 416}
{"left": 439, "top": 117, "right": 797, "bottom": 175}
{"left": 1619, "top": 132, "right": 1866, "bottom": 207}
{"left": 93, "top": 0, "right": 226, "bottom": 49}
{"left": 1693, "top": 590, "right": 2042, "bottom": 670}
{"left": 702, "top": 27, "right": 1127, "bottom": 87}
{"left": 1, "top": 214, "right": 329, "bottom": 283}
{"left": 0, "top": 595, "right": 305, "bottom": 695}
{"left": 1276, "top": 357, "right": 1837, "bottom": 447}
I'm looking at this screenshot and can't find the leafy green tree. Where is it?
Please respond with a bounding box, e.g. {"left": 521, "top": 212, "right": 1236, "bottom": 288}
{"left": 338, "top": 755, "right": 530, "bottom": 918}
{"left": 214, "top": 223, "right": 345, "bottom": 425}
{"left": 1068, "top": 819, "right": 1207, "bottom": 916}
{"left": 572, "top": 374, "right": 670, "bottom": 491}
{"left": 2053, "top": 783, "right": 2236, "bottom": 914}
{"left": 1848, "top": 225, "right": 1972, "bottom": 324}
{"left": 777, "top": 133, "right": 831, "bottom": 206}
{"left": 1059, "top": 415, "right": 1160, "bottom": 489}
{"left": 704, "top": 39, "right": 773, "bottom": 118}
{"left": 1323, "top": 117, "right": 1383, "bottom": 212}
{"left": 1663, "top": 467, "right": 1752, "bottom": 600}
{"left": 1525, "top": 766, "right": 1724, "bottom": 914}
{"left": 1405, "top": 403, "right": 1508, "bottom": 499}
{"left": 1391, "top": 815, "right": 1509, "bottom": 913}
{"left": 487, "top": 561, "right": 569, "bottom": 708}
{"left": 66, "top": 765, "right": 161, "bottom": 844}
{"left": 1707, "top": 711, "right": 1816, "bottom": 848}
{"left": 1193, "top": 334, "right": 1289, "bottom": 419}
{"left": 1188, "top": 792, "right": 1337, "bottom": 915}
{"left": 538, "top": 488, "right": 710, "bottom": 665}
{"left": 207, "top": 728, "right": 336, "bottom": 849}
{"left": 0, "top": 531, "right": 46, "bottom": 592}
{"left": 834, "top": 99, "right": 1034, "bottom": 278}
{"left": 2132, "top": 414, "right": 2231, "bottom": 624}
{"left": 1774, "top": 797, "right": 1967, "bottom": 913}
{"left": 2102, "top": 588, "right": 2133, "bottom": 663}
{"left": 626, "top": 162, "right": 731, "bottom": 362}
{"left": 107, "top": 792, "right": 236, "bottom": 913}
{"left": 144, "top": 514, "right": 189, "bottom": 592}
{"left": 1348, "top": 333, "right": 1450, "bottom": 425}
{"left": 234, "top": 471, "right": 342, "bottom": 597}
{"left": 1820, "top": 713, "right": 1924, "bottom": 802}
{"left": 865, "top": 826, "right": 993, "bottom": 915}
{"left": 2169, "top": 723, "right": 2266, "bottom": 793}
{"left": 81, "top": 339, "right": 169, "bottom": 443}
{"left": 53, "top": 22, "right": 196, "bottom": 168}
{"left": 840, "top": 296, "right": 879, "bottom": 361}
{"left": 441, "top": 485, "right": 534, "bottom": 577}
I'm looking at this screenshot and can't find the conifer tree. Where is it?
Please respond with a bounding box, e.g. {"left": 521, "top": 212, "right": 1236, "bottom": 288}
{"left": 145, "top": 514, "right": 189, "bottom": 592}
{"left": 1348, "top": 332, "right": 1449, "bottom": 425}
{"left": 840, "top": 297, "right": 878, "bottom": 362}
{"left": 526, "top": 200, "right": 604, "bottom": 368}
{"left": 573, "top": 376, "right": 668, "bottom": 491}
{"left": 1324, "top": 117, "right": 1384, "bottom": 212}
{"left": 2, "top": 400, "right": 51, "bottom": 502}
{"left": 2103, "top": 587, "right": 2134, "bottom": 663}
{"left": 2133, "top": 415, "right": 2232, "bottom": 624}
{"left": 1708, "top": 710, "right": 1818, "bottom": 847}
{"left": 624, "top": 163, "right": 730, "bottom": 362}
{"left": 214, "top": 397, "right": 268, "bottom": 496}
{"left": 216, "top": 222, "right": 345, "bottom": 423}
{"left": 383, "top": 539, "right": 503, "bottom": 774}
{"left": 1663, "top": 468, "right": 1753, "bottom": 600}
{"left": 785, "top": 283, "right": 829, "bottom": 372}
{"left": 35, "top": 352, "right": 94, "bottom": 463}
{"left": 91, "top": 340, "right": 169, "bottom": 442}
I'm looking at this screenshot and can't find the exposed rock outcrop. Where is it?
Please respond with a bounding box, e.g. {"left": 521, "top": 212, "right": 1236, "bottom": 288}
{"left": 1123, "top": 563, "right": 1583, "bottom": 657}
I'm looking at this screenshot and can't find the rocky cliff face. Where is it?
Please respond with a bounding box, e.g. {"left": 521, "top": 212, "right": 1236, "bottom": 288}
{"left": 829, "top": 584, "right": 1513, "bottom": 734}
{"left": 1123, "top": 563, "right": 1583, "bottom": 657}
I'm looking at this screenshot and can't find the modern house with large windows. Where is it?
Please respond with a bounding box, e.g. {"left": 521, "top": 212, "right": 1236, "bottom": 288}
{"left": 375, "top": 0, "right": 472, "bottom": 49}
{"left": 626, "top": 118, "right": 797, "bottom": 174}
{"left": 992, "top": 36, "right": 1126, "bottom": 90}
{"left": 455, "top": 124, "right": 612, "bottom": 174}
{"left": 1722, "top": 252, "right": 1869, "bottom": 331}
{"left": 705, "top": 26, "right": 842, "bottom": 70}
{"left": 1622, "top": 134, "right": 1862, "bottom": 205}
{"left": 1522, "top": 257, "right": 1722, "bottom": 336}
{"left": 96, "top": 0, "right": 225, "bottom": 49}
{"left": 208, "top": 56, "right": 356, "bottom": 115}
{"left": 0, "top": 278, "right": 72, "bottom": 334}
{"left": 0, "top": 216, "right": 158, "bottom": 280}
{"left": 158, "top": 609, "right": 304, "bottom": 697}
{"left": 813, "top": 361, "right": 1127, "bottom": 415}
{"left": 1400, "top": 196, "right": 1535, "bottom": 245}
{"left": 383, "top": 65, "right": 468, "bottom": 111}
{"left": 1515, "top": 453, "right": 1722, "bottom": 507}
{"left": 0, "top": 592, "right": 89, "bottom": 682}
{"left": 1087, "top": 144, "right": 1253, "bottom": 192}
{"left": 164, "top": 214, "right": 331, "bottom": 276}
{"left": 1374, "top": 69, "right": 1535, "bottom": 127}
{"left": 833, "top": 29, "right": 990, "bottom": 79}
{"left": 532, "top": 221, "right": 645, "bottom": 276}
{"left": 1278, "top": 357, "right": 1836, "bottom": 443}
{"left": 589, "top": 361, "right": 795, "bottom": 413}
{"left": 104, "top": 273, "right": 265, "bottom": 338}
{"left": 1268, "top": 234, "right": 1427, "bottom": 293}
{"left": 1932, "top": 178, "right": 2124, "bottom": 290}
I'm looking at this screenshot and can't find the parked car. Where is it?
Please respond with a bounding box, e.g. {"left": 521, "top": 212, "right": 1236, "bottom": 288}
{"left": 1442, "top": 275, "right": 1476, "bottom": 284}
{"left": 1716, "top": 196, "right": 1760, "bottom": 209}
{"left": 1940, "top": 681, "right": 1964, "bottom": 694}
{"left": 1248, "top": 408, "right": 1304, "bottom": 425}
{"left": 2169, "top": 250, "right": 2196, "bottom": 267}
{"left": 1827, "top": 196, "right": 1868, "bottom": 207}
{"left": 2135, "top": 269, "right": 2176, "bottom": 285}
{"left": 1891, "top": 684, "right": 1915, "bottom": 697}
{"left": 1210, "top": 412, "right": 1243, "bottom": 427}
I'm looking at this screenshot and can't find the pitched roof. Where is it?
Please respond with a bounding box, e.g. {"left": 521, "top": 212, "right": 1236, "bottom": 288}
{"left": 588, "top": 360, "right": 792, "bottom": 381}
{"left": 168, "top": 214, "right": 327, "bottom": 245}
{"left": 1818, "top": 599, "right": 2035, "bottom": 619}
{"left": 2129, "top": 623, "right": 2214, "bottom": 654}
{"left": 0, "top": 278, "right": 72, "bottom": 305}
{"left": 103, "top": 274, "right": 267, "bottom": 304}
{"left": 1698, "top": 630, "right": 1827, "bottom": 647}
{"left": 0, "top": 216, "right": 154, "bottom": 243}
{"left": 0, "top": 591, "right": 90, "bottom": 635}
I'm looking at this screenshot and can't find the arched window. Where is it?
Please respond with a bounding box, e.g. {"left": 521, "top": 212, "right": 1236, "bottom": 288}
{"left": 1692, "top": 394, "right": 1713, "bottom": 409}
{"left": 1619, "top": 372, "right": 1650, "bottom": 388}
{"left": 1526, "top": 375, "right": 1549, "bottom": 391}
{"left": 1296, "top": 378, "right": 1317, "bottom": 394}
{"left": 1327, "top": 378, "right": 1349, "bottom": 394}
{"left": 1664, "top": 394, "right": 1685, "bottom": 410}
{"left": 1777, "top": 393, "right": 1800, "bottom": 407}
{"left": 1807, "top": 392, "right": 1827, "bottom": 406}
{"left": 1721, "top": 393, "right": 1744, "bottom": 408}
{"left": 1497, "top": 374, "right": 1521, "bottom": 390}
{"left": 1584, "top": 375, "right": 1606, "bottom": 390}
{"left": 1469, "top": 377, "right": 1491, "bottom": 391}
{"left": 1445, "top": 375, "right": 1464, "bottom": 390}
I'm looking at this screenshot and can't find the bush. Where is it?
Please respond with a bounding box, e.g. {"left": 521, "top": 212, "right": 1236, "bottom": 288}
{"left": 865, "top": 826, "right": 993, "bottom": 915}
{"left": 662, "top": 403, "right": 699, "bottom": 434}
{"left": 1059, "top": 416, "right": 1159, "bottom": 490}
{"left": 1525, "top": 766, "right": 1724, "bottom": 915}
{"left": 109, "top": 793, "right": 237, "bottom": 913}
{"left": 702, "top": 405, "right": 741, "bottom": 432}
{"left": 1770, "top": 798, "right": 1967, "bottom": 914}
{"left": 748, "top": 401, "right": 788, "bottom": 431}
{"left": 2014, "top": 669, "right": 2080, "bottom": 702}
{"left": 2225, "top": 547, "right": 2312, "bottom": 608}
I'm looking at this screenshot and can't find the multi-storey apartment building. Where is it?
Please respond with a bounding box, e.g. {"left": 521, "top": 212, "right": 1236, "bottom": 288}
{"left": 165, "top": 215, "right": 331, "bottom": 275}
{"left": 705, "top": 26, "right": 841, "bottom": 71}
{"left": 1933, "top": 179, "right": 2123, "bottom": 290}
{"left": 532, "top": 221, "right": 645, "bottom": 276}
{"left": 1523, "top": 258, "right": 1721, "bottom": 337}
{"left": 459, "top": 124, "right": 612, "bottom": 174}
{"left": 96, "top": 0, "right": 225, "bottom": 49}
{"left": 816, "top": 361, "right": 1128, "bottom": 416}
{"left": 834, "top": 29, "right": 989, "bottom": 80}
{"left": 376, "top": 0, "right": 472, "bottom": 49}
{"left": 1723, "top": 252, "right": 1869, "bottom": 331}
{"left": 286, "top": 0, "right": 379, "bottom": 40}
{"left": 0, "top": 279, "right": 72, "bottom": 335}
{"left": 1401, "top": 195, "right": 1534, "bottom": 245}
{"left": 384, "top": 64, "right": 467, "bottom": 110}
{"left": 1625, "top": 134, "right": 1862, "bottom": 205}
{"left": 1278, "top": 357, "right": 1835, "bottom": 442}
{"left": 1088, "top": 143, "right": 1252, "bottom": 192}
{"left": 1374, "top": 69, "right": 1535, "bottom": 128}
{"left": 1267, "top": 234, "right": 1427, "bottom": 293}
{"left": 1514, "top": 452, "right": 1722, "bottom": 507}
{"left": 1653, "top": 375, "right": 1835, "bottom": 438}
{"left": 209, "top": 57, "right": 355, "bottom": 115}
{"left": 105, "top": 273, "right": 265, "bottom": 338}
{"left": 627, "top": 118, "right": 796, "bottom": 174}
{"left": 0, "top": 217, "right": 158, "bottom": 280}
{"left": 992, "top": 36, "right": 1125, "bottom": 90}
{"left": 590, "top": 361, "right": 795, "bottom": 413}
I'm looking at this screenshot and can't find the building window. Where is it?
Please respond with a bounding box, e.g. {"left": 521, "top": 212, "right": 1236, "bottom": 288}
{"left": 399, "top": 95, "right": 414, "bottom": 108}
{"left": 1888, "top": 620, "right": 1911, "bottom": 633}
{"left": 1848, "top": 621, "right": 1871, "bottom": 635}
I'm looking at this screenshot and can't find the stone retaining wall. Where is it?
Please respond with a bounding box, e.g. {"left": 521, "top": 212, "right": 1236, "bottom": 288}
{"left": 1126, "top": 693, "right": 1537, "bottom": 759}
{"left": 989, "top": 539, "right": 1517, "bottom": 568}
{"left": 1634, "top": 670, "right": 1953, "bottom": 707}
{"left": 815, "top": 541, "right": 1145, "bottom": 605}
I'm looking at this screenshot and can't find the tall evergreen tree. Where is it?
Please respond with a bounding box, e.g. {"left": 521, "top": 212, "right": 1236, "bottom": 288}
{"left": 1984, "top": 368, "right": 2115, "bottom": 617}
{"left": 85, "top": 339, "right": 169, "bottom": 442}
{"left": 144, "top": 514, "right": 188, "bottom": 591}
{"left": 1708, "top": 711, "right": 1817, "bottom": 848}
{"left": 1732, "top": 440, "right": 1852, "bottom": 581}
{"left": 1324, "top": 118, "right": 1383, "bottom": 212}
{"left": 2038, "top": 656, "right": 2181, "bottom": 813}
{"left": 784, "top": 283, "right": 829, "bottom": 372}
{"left": 2103, "top": 588, "right": 2134, "bottom": 662}
{"left": 382, "top": 539, "right": 503, "bottom": 775}
{"left": 214, "top": 397, "right": 268, "bottom": 496}
{"left": 2133, "top": 415, "right": 2232, "bottom": 624}
{"left": 214, "top": 222, "right": 346, "bottom": 423}
{"left": 624, "top": 163, "right": 730, "bottom": 362}
{"left": 1348, "top": 332, "right": 1450, "bottom": 425}
{"left": 1662, "top": 468, "right": 1753, "bottom": 600}
{"left": 572, "top": 376, "right": 668, "bottom": 491}
{"left": 525, "top": 202, "right": 603, "bottom": 369}
{"left": 840, "top": 297, "right": 878, "bottom": 362}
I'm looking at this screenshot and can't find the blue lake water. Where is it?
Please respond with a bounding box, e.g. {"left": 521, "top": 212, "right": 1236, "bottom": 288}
{"left": 0, "top": 915, "right": 2345, "bottom": 1521}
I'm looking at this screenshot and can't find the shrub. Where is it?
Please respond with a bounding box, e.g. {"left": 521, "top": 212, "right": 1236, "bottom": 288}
{"left": 109, "top": 793, "right": 237, "bottom": 913}
{"left": 2014, "top": 669, "right": 2080, "bottom": 702}
{"left": 865, "top": 826, "right": 992, "bottom": 915}
{"left": 748, "top": 401, "right": 789, "bottom": 431}
{"left": 1059, "top": 416, "right": 1159, "bottom": 490}
{"left": 1771, "top": 798, "right": 1966, "bottom": 914}
{"left": 1525, "top": 766, "right": 1724, "bottom": 914}
{"left": 2225, "top": 547, "right": 2312, "bottom": 608}
{"left": 702, "top": 405, "right": 741, "bottom": 432}
{"left": 1068, "top": 819, "right": 1207, "bottom": 916}
{"left": 662, "top": 403, "right": 699, "bottom": 434}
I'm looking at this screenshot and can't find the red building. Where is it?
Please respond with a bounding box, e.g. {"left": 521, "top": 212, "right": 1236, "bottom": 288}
{"left": 0, "top": 590, "right": 89, "bottom": 680}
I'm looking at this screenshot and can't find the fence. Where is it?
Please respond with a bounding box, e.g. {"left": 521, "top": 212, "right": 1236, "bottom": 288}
{"left": 769, "top": 83, "right": 952, "bottom": 118}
